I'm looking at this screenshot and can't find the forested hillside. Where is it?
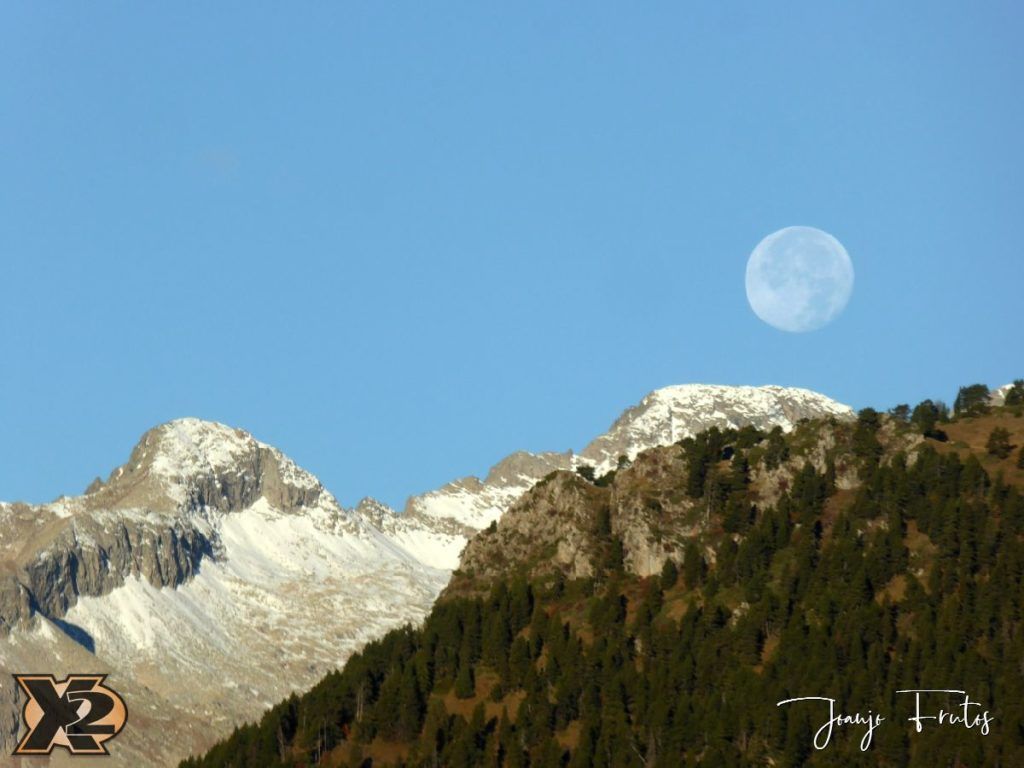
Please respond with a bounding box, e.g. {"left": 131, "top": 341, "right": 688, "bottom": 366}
{"left": 183, "top": 383, "right": 1024, "bottom": 767}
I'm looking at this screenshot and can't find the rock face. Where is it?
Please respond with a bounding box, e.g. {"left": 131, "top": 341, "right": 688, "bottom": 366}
{"left": 0, "top": 419, "right": 449, "bottom": 766}
{"left": 0, "top": 419, "right": 327, "bottom": 634}
{"left": 447, "top": 411, "right": 902, "bottom": 598}
{"left": 404, "top": 385, "right": 853, "bottom": 570}
{"left": 0, "top": 384, "right": 853, "bottom": 766}
{"left": 455, "top": 472, "right": 609, "bottom": 585}
{"left": 447, "top": 443, "right": 700, "bottom": 596}
{"left": 14, "top": 516, "right": 213, "bottom": 625}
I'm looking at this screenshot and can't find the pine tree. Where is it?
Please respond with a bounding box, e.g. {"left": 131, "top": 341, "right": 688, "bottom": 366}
{"left": 422, "top": 697, "right": 451, "bottom": 764}
{"left": 659, "top": 559, "right": 678, "bottom": 591}
{"left": 955, "top": 383, "right": 991, "bottom": 416}
{"left": 1005, "top": 379, "right": 1024, "bottom": 406}
{"left": 682, "top": 540, "right": 704, "bottom": 589}
{"left": 763, "top": 427, "right": 789, "bottom": 470}
{"left": 987, "top": 427, "right": 1013, "bottom": 459}
{"left": 454, "top": 659, "right": 475, "bottom": 699}
{"left": 396, "top": 665, "right": 425, "bottom": 740}
{"left": 852, "top": 408, "right": 883, "bottom": 468}
{"left": 911, "top": 398, "right": 948, "bottom": 439}
{"left": 889, "top": 403, "right": 911, "bottom": 422}
{"left": 184, "top": 406, "right": 1024, "bottom": 768}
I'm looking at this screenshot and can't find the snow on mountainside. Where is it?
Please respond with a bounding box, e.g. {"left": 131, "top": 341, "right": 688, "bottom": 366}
{"left": 401, "top": 385, "right": 854, "bottom": 565}
{"left": 0, "top": 419, "right": 448, "bottom": 766}
{"left": 354, "top": 496, "right": 468, "bottom": 573}
{"left": 0, "top": 385, "right": 852, "bottom": 766}
{"left": 404, "top": 451, "right": 577, "bottom": 532}
{"left": 580, "top": 384, "right": 854, "bottom": 473}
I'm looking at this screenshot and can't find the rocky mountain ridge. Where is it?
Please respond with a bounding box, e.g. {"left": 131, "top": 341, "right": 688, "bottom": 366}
{"left": 0, "top": 419, "right": 337, "bottom": 633}
{"left": 445, "top": 412, "right": 881, "bottom": 597}
{"left": 397, "top": 385, "right": 854, "bottom": 569}
{"left": 0, "top": 384, "right": 853, "bottom": 765}
{"left": 0, "top": 419, "right": 449, "bottom": 765}
{"left": 181, "top": 396, "right": 1024, "bottom": 768}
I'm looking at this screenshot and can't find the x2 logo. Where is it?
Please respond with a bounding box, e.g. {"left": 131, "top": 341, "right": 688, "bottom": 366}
{"left": 12, "top": 674, "right": 127, "bottom": 756}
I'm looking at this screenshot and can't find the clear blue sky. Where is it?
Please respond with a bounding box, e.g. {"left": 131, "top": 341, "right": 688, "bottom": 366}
{"left": 2, "top": 3, "right": 1021, "bottom": 508}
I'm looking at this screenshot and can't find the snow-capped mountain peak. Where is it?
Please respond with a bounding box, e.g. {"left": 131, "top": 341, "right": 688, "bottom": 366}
{"left": 580, "top": 383, "right": 854, "bottom": 473}
{"left": 144, "top": 418, "right": 320, "bottom": 492}
{"left": 1, "top": 383, "right": 854, "bottom": 765}
{"left": 78, "top": 417, "right": 330, "bottom": 518}
{"left": 0, "top": 419, "right": 448, "bottom": 765}
{"left": 145, "top": 418, "right": 263, "bottom": 482}
{"left": 405, "top": 384, "right": 854, "bottom": 539}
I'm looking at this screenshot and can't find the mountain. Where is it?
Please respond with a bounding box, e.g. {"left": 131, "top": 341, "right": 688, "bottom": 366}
{"left": 0, "top": 384, "right": 852, "bottom": 765}
{"left": 0, "top": 419, "right": 449, "bottom": 765}
{"left": 400, "top": 385, "right": 853, "bottom": 568}
{"left": 184, "top": 397, "right": 1024, "bottom": 768}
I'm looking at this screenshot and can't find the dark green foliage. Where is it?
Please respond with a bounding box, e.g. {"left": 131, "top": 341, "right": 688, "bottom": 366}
{"left": 734, "top": 425, "right": 765, "bottom": 451}
{"left": 1005, "top": 379, "right": 1024, "bottom": 407}
{"left": 986, "top": 427, "right": 1013, "bottom": 459}
{"left": 682, "top": 539, "right": 705, "bottom": 589}
{"left": 185, "top": 418, "right": 1024, "bottom": 768}
{"left": 575, "top": 465, "right": 596, "bottom": 483}
{"left": 910, "top": 399, "right": 949, "bottom": 440}
{"left": 454, "top": 660, "right": 475, "bottom": 699}
{"left": 1018, "top": 446, "right": 1024, "bottom": 469}
{"left": 763, "top": 426, "right": 789, "bottom": 470}
{"left": 592, "top": 504, "right": 625, "bottom": 577}
{"left": 852, "top": 408, "right": 883, "bottom": 460}
{"left": 679, "top": 426, "right": 740, "bottom": 498}
{"left": 659, "top": 558, "right": 678, "bottom": 591}
{"left": 954, "top": 383, "right": 991, "bottom": 416}
{"left": 889, "top": 403, "right": 910, "bottom": 422}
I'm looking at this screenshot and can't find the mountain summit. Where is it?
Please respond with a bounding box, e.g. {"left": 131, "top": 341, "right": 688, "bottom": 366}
{"left": 84, "top": 417, "right": 326, "bottom": 513}
{"left": 0, "top": 418, "right": 448, "bottom": 765}
{"left": 0, "top": 384, "right": 852, "bottom": 765}
{"left": 186, "top": 390, "right": 1024, "bottom": 768}
{"left": 580, "top": 384, "right": 852, "bottom": 472}
{"left": 402, "top": 384, "right": 853, "bottom": 561}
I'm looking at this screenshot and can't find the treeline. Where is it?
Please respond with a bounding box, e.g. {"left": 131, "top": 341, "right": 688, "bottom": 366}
{"left": 183, "top": 400, "right": 1024, "bottom": 767}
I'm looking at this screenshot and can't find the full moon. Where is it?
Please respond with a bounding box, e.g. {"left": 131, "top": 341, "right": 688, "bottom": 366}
{"left": 745, "top": 226, "right": 854, "bottom": 332}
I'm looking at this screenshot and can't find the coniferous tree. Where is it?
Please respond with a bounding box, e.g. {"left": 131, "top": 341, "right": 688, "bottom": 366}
{"left": 955, "top": 383, "right": 991, "bottom": 416}
{"left": 183, "top": 408, "right": 1024, "bottom": 768}
{"left": 987, "top": 427, "right": 1013, "bottom": 459}
{"left": 853, "top": 408, "right": 884, "bottom": 465}
{"left": 659, "top": 558, "right": 678, "bottom": 591}
{"left": 682, "top": 540, "right": 704, "bottom": 589}
{"left": 454, "top": 658, "right": 475, "bottom": 699}
{"left": 763, "top": 426, "right": 789, "bottom": 470}
{"left": 397, "top": 665, "right": 426, "bottom": 740}
{"left": 1005, "top": 379, "right": 1024, "bottom": 406}
{"left": 910, "top": 398, "right": 948, "bottom": 439}
{"left": 889, "top": 403, "right": 911, "bottom": 422}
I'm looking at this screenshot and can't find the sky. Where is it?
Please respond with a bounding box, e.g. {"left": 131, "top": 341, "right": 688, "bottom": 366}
{"left": 1, "top": 3, "right": 1022, "bottom": 509}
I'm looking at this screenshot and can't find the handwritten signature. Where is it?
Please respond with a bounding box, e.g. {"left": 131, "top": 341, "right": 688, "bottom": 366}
{"left": 776, "top": 689, "right": 994, "bottom": 751}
